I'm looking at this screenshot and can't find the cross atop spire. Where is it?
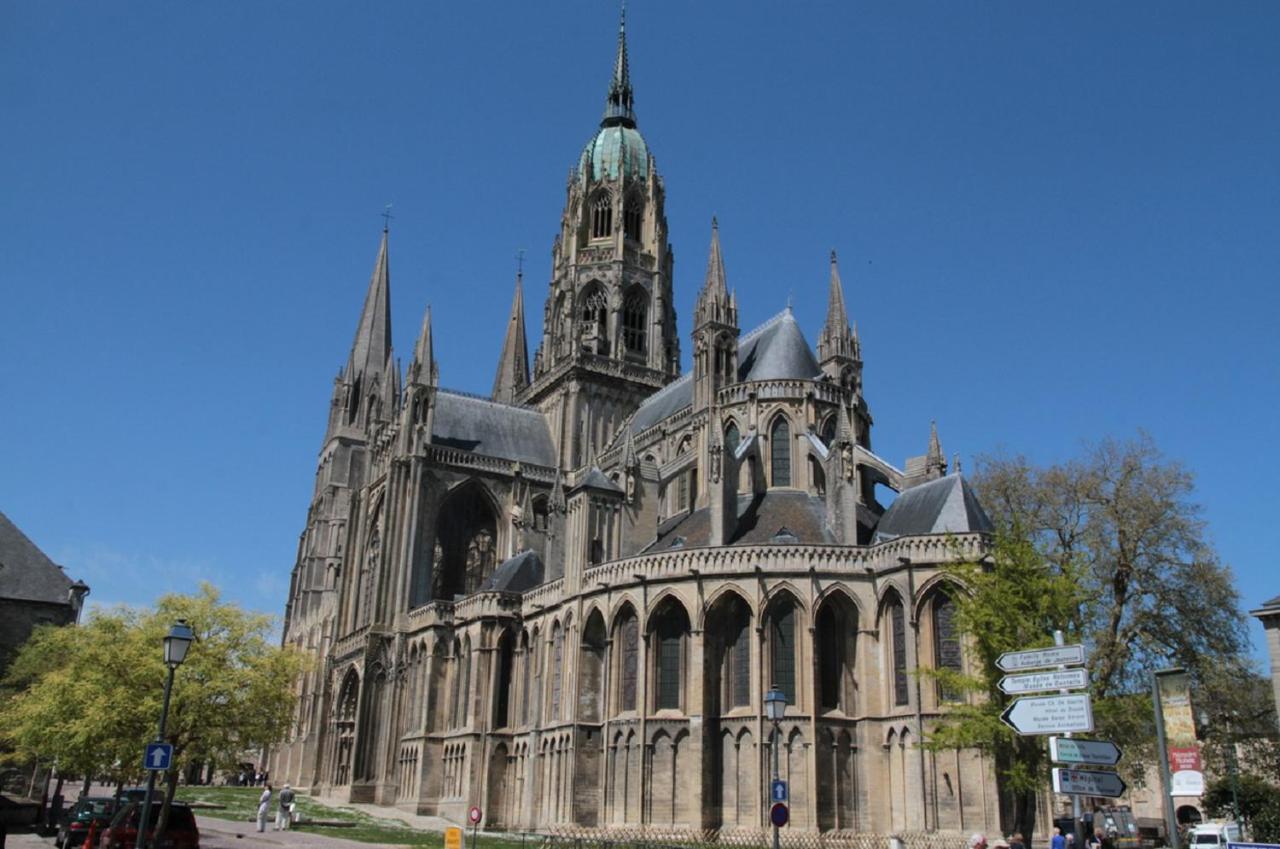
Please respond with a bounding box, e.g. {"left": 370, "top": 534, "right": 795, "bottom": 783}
{"left": 602, "top": 3, "right": 636, "bottom": 128}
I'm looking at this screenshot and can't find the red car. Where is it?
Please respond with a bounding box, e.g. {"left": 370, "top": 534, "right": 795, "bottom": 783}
{"left": 97, "top": 801, "right": 200, "bottom": 849}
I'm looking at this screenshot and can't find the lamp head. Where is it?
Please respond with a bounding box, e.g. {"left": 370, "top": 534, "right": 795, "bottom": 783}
{"left": 164, "top": 620, "right": 195, "bottom": 667}
{"left": 764, "top": 685, "right": 787, "bottom": 721}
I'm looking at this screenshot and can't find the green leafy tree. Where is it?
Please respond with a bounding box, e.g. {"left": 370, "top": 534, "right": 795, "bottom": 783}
{"left": 1204, "top": 774, "right": 1280, "bottom": 842}
{"left": 924, "top": 529, "right": 1087, "bottom": 840}
{"left": 0, "top": 584, "right": 306, "bottom": 834}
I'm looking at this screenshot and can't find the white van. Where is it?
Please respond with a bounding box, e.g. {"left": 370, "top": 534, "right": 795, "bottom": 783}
{"left": 1188, "top": 823, "right": 1243, "bottom": 848}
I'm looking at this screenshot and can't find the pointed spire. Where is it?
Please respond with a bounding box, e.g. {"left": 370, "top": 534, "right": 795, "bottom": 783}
{"left": 622, "top": 426, "right": 638, "bottom": 470}
{"left": 926, "top": 420, "right": 947, "bottom": 476}
{"left": 407, "top": 304, "right": 438, "bottom": 387}
{"left": 818, "top": 249, "right": 858, "bottom": 365}
{"left": 602, "top": 3, "right": 636, "bottom": 128}
{"left": 491, "top": 270, "right": 530, "bottom": 404}
{"left": 346, "top": 229, "right": 393, "bottom": 383}
{"left": 695, "top": 218, "right": 735, "bottom": 330}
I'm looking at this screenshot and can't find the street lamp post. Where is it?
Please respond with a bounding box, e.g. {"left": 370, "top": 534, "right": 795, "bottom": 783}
{"left": 135, "top": 621, "right": 194, "bottom": 849}
{"left": 765, "top": 686, "right": 787, "bottom": 849}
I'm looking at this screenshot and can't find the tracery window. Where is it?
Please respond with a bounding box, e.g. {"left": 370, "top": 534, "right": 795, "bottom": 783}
{"left": 652, "top": 602, "right": 689, "bottom": 711}
{"left": 724, "top": 421, "right": 740, "bottom": 456}
{"left": 725, "top": 603, "right": 751, "bottom": 709}
{"left": 891, "top": 600, "right": 909, "bottom": 707}
{"left": 622, "top": 290, "right": 647, "bottom": 354}
{"left": 623, "top": 198, "right": 643, "bottom": 241}
{"left": 770, "top": 417, "right": 791, "bottom": 487}
{"left": 551, "top": 626, "right": 564, "bottom": 720}
{"left": 770, "top": 597, "right": 797, "bottom": 704}
{"left": 933, "top": 592, "right": 962, "bottom": 702}
{"left": 821, "top": 414, "right": 837, "bottom": 447}
{"left": 591, "top": 193, "right": 613, "bottom": 239}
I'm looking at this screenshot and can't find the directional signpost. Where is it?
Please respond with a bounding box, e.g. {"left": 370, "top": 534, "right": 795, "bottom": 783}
{"left": 997, "top": 644, "right": 1086, "bottom": 672}
{"left": 143, "top": 742, "right": 173, "bottom": 771}
{"left": 1000, "top": 668, "right": 1089, "bottom": 696}
{"left": 1050, "top": 737, "right": 1122, "bottom": 767}
{"left": 1052, "top": 768, "right": 1127, "bottom": 798}
{"left": 1001, "top": 693, "right": 1095, "bottom": 735}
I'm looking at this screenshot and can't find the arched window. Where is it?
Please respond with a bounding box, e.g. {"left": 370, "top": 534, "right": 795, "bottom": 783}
{"left": 550, "top": 624, "right": 564, "bottom": 719}
{"left": 623, "top": 289, "right": 647, "bottom": 354}
{"left": 616, "top": 608, "right": 639, "bottom": 713}
{"left": 493, "top": 631, "right": 514, "bottom": 728}
{"left": 933, "top": 591, "right": 962, "bottom": 702}
{"left": 820, "top": 414, "right": 837, "bottom": 447}
{"left": 890, "top": 599, "right": 908, "bottom": 707}
{"left": 592, "top": 193, "right": 613, "bottom": 239}
{"left": 816, "top": 595, "right": 857, "bottom": 713}
{"left": 708, "top": 593, "right": 752, "bottom": 712}
{"left": 579, "top": 284, "right": 609, "bottom": 354}
{"left": 532, "top": 496, "right": 549, "bottom": 532}
{"left": 623, "top": 197, "right": 643, "bottom": 241}
{"left": 651, "top": 600, "right": 690, "bottom": 711}
{"left": 432, "top": 483, "right": 498, "bottom": 601}
{"left": 768, "top": 595, "right": 798, "bottom": 704}
{"left": 724, "top": 421, "right": 740, "bottom": 456}
{"left": 770, "top": 417, "right": 792, "bottom": 487}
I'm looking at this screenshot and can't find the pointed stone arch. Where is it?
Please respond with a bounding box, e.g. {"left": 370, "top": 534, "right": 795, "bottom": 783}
{"left": 763, "top": 588, "right": 803, "bottom": 708}
{"left": 814, "top": 589, "right": 859, "bottom": 715}
{"left": 647, "top": 595, "right": 691, "bottom": 712}
{"left": 610, "top": 601, "right": 640, "bottom": 715}
{"left": 579, "top": 608, "right": 607, "bottom": 722}
{"left": 431, "top": 480, "right": 500, "bottom": 601}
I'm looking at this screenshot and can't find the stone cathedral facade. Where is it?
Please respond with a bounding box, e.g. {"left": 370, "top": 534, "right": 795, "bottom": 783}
{"left": 272, "top": 16, "right": 1003, "bottom": 837}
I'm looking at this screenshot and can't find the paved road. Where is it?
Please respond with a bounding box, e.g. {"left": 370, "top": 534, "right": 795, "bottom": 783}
{"left": 1, "top": 817, "right": 413, "bottom": 849}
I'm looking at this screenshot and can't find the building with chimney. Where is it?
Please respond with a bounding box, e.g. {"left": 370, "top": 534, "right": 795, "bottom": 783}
{"left": 271, "top": 13, "right": 999, "bottom": 836}
{"left": 0, "top": 512, "right": 90, "bottom": 677}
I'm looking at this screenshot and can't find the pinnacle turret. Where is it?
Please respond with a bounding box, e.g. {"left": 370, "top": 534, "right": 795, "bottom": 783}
{"left": 926, "top": 420, "right": 947, "bottom": 477}
{"left": 694, "top": 218, "right": 736, "bottom": 330}
{"left": 692, "top": 218, "right": 739, "bottom": 412}
{"left": 407, "top": 305, "right": 438, "bottom": 387}
{"left": 492, "top": 271, "right": 530, "bottom": 405}
{"left": 602, "top": 5, "right": 635, "bottom": 128}
{"left": 818, "top": 249, "right": 859, "bottom": 364}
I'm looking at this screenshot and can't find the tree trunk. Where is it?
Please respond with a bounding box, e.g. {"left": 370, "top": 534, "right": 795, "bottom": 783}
{"left": 153, "top": 769, "right": 180, "bottom": 838}
{"left": 81, "top": 774, "right": 92, "bottom": 798}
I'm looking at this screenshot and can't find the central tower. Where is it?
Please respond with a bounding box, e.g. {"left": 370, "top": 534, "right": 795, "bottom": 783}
{"left": 520, "top": 12, "right": 680, "bottom": 469}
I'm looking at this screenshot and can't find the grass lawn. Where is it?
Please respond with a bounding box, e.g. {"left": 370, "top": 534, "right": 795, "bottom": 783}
{"left": 175, "top": 786, "right": 531, "bottom": 848}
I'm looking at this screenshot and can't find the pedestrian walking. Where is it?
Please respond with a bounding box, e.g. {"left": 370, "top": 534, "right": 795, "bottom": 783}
{"left": 275, "top": 784, "right": 295, "bottom": 831}
{"left": 1052, "top": 826, "right": 1066, "bottom": 849}
{"left": 256, "top": 784, "right": 273, "bottom": 833}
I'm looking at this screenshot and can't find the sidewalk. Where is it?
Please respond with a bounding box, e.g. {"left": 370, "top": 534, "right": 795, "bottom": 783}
{"left": 196, "top": 813, "right": 414, "bottom": 848}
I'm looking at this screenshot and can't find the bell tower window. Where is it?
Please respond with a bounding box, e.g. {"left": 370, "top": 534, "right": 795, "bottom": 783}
{"left": 623, "top": 289, "right": 647, "bottom": 355}
{"left": 592, "top": 193, "right": 613, "bottom": 239}
{"left": 624, "top": 199, "right": 643, "bottom": 241}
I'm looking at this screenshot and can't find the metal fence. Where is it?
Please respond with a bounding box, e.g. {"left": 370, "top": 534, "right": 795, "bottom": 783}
{"left": 497, "top": 826, "right": 969, "bottom": 849}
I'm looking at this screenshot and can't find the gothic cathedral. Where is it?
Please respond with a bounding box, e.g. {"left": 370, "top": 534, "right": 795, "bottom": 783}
{"left": 272, "top": 14, "right": 1001, "bottom": 837}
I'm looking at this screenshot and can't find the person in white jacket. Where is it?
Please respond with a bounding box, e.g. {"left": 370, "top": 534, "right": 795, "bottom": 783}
{"left": 256, "top": 784, "right": 273, "bottom": 832}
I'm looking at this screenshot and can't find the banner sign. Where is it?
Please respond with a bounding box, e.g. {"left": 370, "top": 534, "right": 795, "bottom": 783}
{"left": 1157, "top": 670, "right": 1204, "bottom": 794}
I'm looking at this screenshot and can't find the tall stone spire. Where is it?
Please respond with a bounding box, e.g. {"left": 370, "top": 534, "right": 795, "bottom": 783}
{"left": 693, "top": 218, "right": 739, "bottom": 412}
{"left": 926, "top": 420, "right": 948, "bottom": 478}
{"left": 345, "top": 228, "right": 393, "bottom": 384}
{"left": 602, "top": 5, "right": 635, "bottom": 128}
{"left": 407, "top": 304, "right": 437, "bottom": 388}
{"left": 818, "top": 250, "right": 858, "bottom": 364}
{"left": 491, "top": 270, "right": 530, "bottom": 404}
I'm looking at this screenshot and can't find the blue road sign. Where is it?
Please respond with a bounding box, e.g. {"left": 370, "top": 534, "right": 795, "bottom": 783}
{"left": 143, "top": 742, "right": 173, "bottom": 771}
{"left": 771, "top": 780, "right": 788, "bottom": 803}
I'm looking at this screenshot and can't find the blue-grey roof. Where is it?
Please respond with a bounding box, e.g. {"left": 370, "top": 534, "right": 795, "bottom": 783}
{"left": 629, "top": 311, "right": 821, "bottom": 435}
{"left": 872, "top": 475, "right": 993, "bottom": 542}
{"left": 573, "top": 466, "right": 624, "bottom": 494}
{"left": 431, "top": 391, "right": 557, "bottom": 467}
{"left": 0, "top": 511, "right": 75, "bottom": 605}
{"left": 737, "top": 310, "right": 822, "bottom": 382}
{"left": 580, "top": 125, "right": 649, "bottom": 182}
{"left": 480, "top": 550, "right": 544, "bottom": 593}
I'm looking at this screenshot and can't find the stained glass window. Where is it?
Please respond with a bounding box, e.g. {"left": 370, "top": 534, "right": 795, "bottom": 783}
{"left": 771, "top": 417, "right": 791, "bottom": 486}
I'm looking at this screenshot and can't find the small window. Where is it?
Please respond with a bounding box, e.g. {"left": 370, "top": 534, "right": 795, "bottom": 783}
{"left": 624, "top": 199, "right": 643, "bottom": 241}
{"left": 891, "top": 601, "right": 909, "bottom": 706}
{"left": 623, "top": 290, "right": 647, "bottom": 354}
{"left": 770, "top": 598, "right": 797, "bottom": 704}
{"left": 770, "top": 417, "right": 792, "bottom": 487}
{"left": 592, "top": 194, "right": 613, "bottom": 239}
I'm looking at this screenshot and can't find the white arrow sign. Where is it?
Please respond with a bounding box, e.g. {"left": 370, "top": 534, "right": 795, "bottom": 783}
{"left": 1000, "top": 693, "right": 1094, "bottom": 735}
{"left": 997, "top": 644, "right": 1086, "bottom": 672}
{"left": 999, "top": 668, "right": 1089, "bottom": 695}
{"left": 1052, "top": 767, "right": 1126, "bottom": 798}
{"left": 1050, "top": 736, "right": 1123, "bottom": 766}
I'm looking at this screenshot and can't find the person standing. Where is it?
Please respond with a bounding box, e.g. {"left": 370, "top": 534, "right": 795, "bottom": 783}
{"left": 276, "top": 784, "right": 295, "bottom": 831}
{"left": 256, "top": 784, "right": 272, "bottom": 833}
{"left": 1052, "top": 826, "right": 1067, "bottom": 849}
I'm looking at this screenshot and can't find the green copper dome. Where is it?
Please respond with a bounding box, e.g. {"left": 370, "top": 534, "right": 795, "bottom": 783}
{"left": 579, "top": 125, "right": 649, "bottom": 183}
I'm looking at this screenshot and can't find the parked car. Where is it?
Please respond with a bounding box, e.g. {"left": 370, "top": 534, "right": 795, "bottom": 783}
{"left": 55, "top": 796, "right": 117, "bottom": 849}
{"left": 98, "top": 801, "right": 199, "bottom": 849}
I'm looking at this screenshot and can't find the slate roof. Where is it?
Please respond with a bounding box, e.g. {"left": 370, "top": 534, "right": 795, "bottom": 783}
{"left": 573, "top": 467, "right": 624, "bottom": 494}
{"left": 0, "top": 512, "right": 75, "bottom": 605}
{"left": 630, "top": 310, "right": 822, "bottom": 435}
{"left": 480, "top": 550, "right": 545, "bottom": 593}
{"left": 431, "top": 390, "right": 557, "bottom": 467}
{"left": 645, "top": 491, "right": 837, "bottom": 551}
{"left": 872, "top": 474, "right": 993, "bottom": 543}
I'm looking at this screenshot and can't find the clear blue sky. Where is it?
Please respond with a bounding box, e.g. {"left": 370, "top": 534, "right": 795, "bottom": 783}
{"left": 2, "top": 2, "right": 1277, "bottom": 662}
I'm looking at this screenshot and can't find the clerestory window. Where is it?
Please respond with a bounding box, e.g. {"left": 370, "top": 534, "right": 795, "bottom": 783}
{"left": 592, "top": 194, "right": 613, "bottom": 239}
